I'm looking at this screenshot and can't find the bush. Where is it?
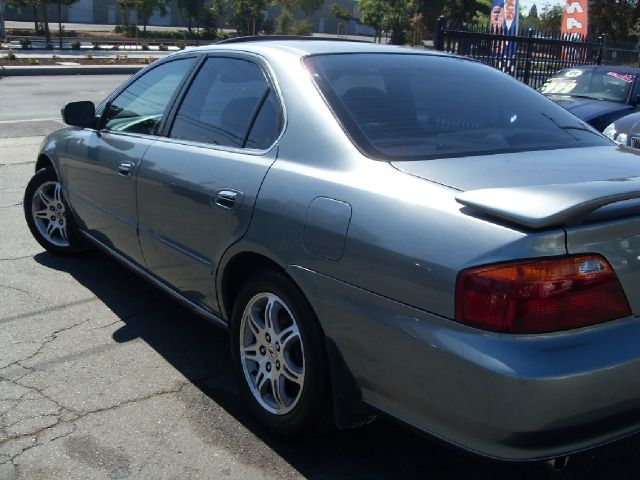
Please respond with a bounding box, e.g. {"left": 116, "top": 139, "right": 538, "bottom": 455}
{"left": 84, "top": 52, "right": 93, "bottom": 60}
{"left": 4, "top": 51, "right": 17, "bottom": 61}
{"left": 51, "top": 54, "right": 59, "bottom": 61}
{"left": 115, "top": 54, "right": 127, "bottom": 61}
{"left": 176, "top": 40, "right": 186, "bottom": 50}
{"left": 158, "top": 43, "right": 168, "bottom": 51}
{"left": 276, "top": 10, "right": 294, "bottom": 35}
{"left": 28, "top": 58, "right": 39, "bottom": 65}
{"left": 19, "top": 37, "right": 31, "bottom": 49}
{"left": 70, "top": 40, "right": 81, "bottom": 50}
{"left": 291, "top": 20, "right": 312, "bottom": 36}
{"left": 141, "top": 42, "right": 149, "bottom": 51}
{"left": 92, "top": 42, "right": 100, "bottom": 50}
{"left": 114, "top": 24, "right": 139, "bottom": 36}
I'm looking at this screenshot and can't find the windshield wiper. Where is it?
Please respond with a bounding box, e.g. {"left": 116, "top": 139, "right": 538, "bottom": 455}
{"left": 566, "top": 94, "right": 604, "bottom": 101}
{"left": 558, "top": 125, "right": 602, "bottom": 136}
{"left": 541, "top": 113, "right": 602, "bottom": 139}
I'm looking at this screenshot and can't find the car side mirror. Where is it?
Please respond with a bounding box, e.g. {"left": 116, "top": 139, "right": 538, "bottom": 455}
{"left": 61, "top": 101, "right": 96, "bottom": 129}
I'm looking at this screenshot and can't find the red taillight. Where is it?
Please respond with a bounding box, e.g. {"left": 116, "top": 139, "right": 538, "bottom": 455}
{"left": 455, "top": 255, "right": 631, "bottom": 333}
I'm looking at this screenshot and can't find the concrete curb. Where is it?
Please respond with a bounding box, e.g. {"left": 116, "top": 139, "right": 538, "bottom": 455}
{"left": 1, "top": 65, "right": 144, "bottom": 76}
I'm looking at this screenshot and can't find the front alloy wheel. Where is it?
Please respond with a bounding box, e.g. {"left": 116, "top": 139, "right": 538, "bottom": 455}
{"left": 24, "top": 168, "right": 83, "bottom": 255}
{"left": 31, "top": 181, "right": 69, "bottom": 247}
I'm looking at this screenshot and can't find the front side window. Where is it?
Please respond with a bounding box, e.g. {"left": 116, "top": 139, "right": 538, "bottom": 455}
{"left": 305, "top": 54, "right": 612, "bottom": 161}
{"left": 170, "top": 57, "right": 281, "bottom": 149}
{"left": 540, "top": 68, "right": 634, "bottom": 103}
{"left": 102, "top": 58, "right": 195, "bottom": 135}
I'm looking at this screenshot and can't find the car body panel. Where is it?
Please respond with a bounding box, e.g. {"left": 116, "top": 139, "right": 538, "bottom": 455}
{"left": 288, "top": 264, "right": 640, "bottom": 460}
{"left": 58, "top": 128, "right": 153, "bottom": 264}
{"left": 35, "top": 41, "right": 640, "bottom": 461}
{"left": 137, "top": 138, "right": 278, "bottom": 311}
{"left": 391, "top": 145, "right": 640, "bottom": 191}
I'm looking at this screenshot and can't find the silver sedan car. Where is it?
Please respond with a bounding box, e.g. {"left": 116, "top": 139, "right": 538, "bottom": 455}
{"left": 23, "top": 38, "right": 640, "bottom": 462}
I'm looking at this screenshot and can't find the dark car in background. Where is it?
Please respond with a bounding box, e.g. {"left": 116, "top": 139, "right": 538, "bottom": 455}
{"left": 603, "top": 111, "right": 640, "bottom": 148}
{"left": 540, "top": 66, "right": 640, "bottom": 131}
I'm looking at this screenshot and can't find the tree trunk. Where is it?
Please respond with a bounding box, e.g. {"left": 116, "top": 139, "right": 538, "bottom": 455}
{"left": 58, "top": 0, "right": 62, "bottom": 50}
{"left": 33, "top": 6, "right": 39, "bottom": 33}
{"left": 41, "top": 1, "right": 51, "bottom": 45}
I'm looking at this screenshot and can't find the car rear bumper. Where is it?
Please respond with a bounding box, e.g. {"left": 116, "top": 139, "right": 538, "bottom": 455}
{"left": 290, "top": 265, "right": 640, "bottom": 461}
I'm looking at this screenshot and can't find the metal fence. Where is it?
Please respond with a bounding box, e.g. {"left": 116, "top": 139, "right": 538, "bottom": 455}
{"left": 433, "top": 17, "right": 640, "bottom": 89}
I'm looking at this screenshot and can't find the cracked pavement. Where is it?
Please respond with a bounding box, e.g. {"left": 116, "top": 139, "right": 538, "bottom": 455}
{"left": 2, "top": 77, "right": 640, "bottom": 480}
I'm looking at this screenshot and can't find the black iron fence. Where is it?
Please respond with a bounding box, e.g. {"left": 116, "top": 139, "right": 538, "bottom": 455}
{"left": 433, "top": 17, "right": 640, "bottom": 89}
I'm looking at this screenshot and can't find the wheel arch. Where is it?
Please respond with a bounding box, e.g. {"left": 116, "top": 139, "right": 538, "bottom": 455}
{"left": 217, "top": 248, "right": 376, "bottom": 430}
{"left": 35, "top": 154, "right": 54, "bottom": 173}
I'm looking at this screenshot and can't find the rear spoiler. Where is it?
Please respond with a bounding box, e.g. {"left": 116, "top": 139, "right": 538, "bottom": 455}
{"left": 456, "top": 177, "right": 640, "bottom": 229}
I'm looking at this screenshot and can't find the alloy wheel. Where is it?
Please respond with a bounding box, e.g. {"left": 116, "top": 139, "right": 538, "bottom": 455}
{"left": 31, "top": 181, "right": 69, "bottom": 248}
{"left": 239, "top": 292, "right": 305, "bottom": 415}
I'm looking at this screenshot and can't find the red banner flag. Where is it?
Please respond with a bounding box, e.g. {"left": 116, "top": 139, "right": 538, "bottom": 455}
{"left": 561, "top": 0, "right": 588, "bottom": 39}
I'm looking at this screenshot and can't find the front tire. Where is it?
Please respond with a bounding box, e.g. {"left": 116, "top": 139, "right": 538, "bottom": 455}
{"left": 24, "top": 168, "right": 83, "bottom": 255}
{"left": 230, "top": 270, "right": 330, "bottom": 437}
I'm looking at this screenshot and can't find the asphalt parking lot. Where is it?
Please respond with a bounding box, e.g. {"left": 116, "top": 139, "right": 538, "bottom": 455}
{"left": 2, "top": 75, "right": 640, "bottom": 479}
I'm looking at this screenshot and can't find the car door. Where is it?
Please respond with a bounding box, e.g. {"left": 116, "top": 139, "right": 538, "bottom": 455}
{"left": 136, "top": 54, "right": 283, "bottom": 312}
{"left": 61, "top": 56, "right": 197, "bottom": 264}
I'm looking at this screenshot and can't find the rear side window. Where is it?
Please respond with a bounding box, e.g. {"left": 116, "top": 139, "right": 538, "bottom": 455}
{"left": 102, "top": 58, "right": 195, "bottom": 135}
{"left": 170, "top": 57, "right": 281, "bottom": 149}
{"left": 304, "top": 54, "right": 611, "bottom": 160}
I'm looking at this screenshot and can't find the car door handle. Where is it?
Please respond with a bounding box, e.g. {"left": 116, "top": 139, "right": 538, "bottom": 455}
{"left": 117, "top": 161, "right": 135, "bottom": 177}
{"left": 214, "top": 190, "right": 241, "bottom": 209}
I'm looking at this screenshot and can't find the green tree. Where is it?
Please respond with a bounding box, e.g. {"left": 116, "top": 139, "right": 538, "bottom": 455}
{"left": 329, "top": 2, "right": 352, "bottom": 21}
{"left": 7, "top": 0, "right": 40, "bottom": 32}
{"left": 359, "top": 0, "right": 417, "bottom": 44}
{"left": 358, "top": 0, "right": 386, "bottom": 42}
{"left": 590, "top": 0, "right": 637, "bottom": 42}
{"left": 330, "top": 2, "right": 352, "bottom": 35}
{"left": 227, "top": 0, "right": 266, "bottom": 35}
{"left": 537, "top": 4, "right": 562, "bottom": 34}
{"left": 137, "top": 0, "right": 169, "bottom": 32}
{"left": 273, "top": 0, "right": 323, "bottom": 36}
{"left": 174, "top": 0, "right": 206, "bottom": 32}
{"left": 8, "top": 0, "right": 78, "bottom": 45}
{"left": 528, "top": 3, "right": 538, "bottom": 19}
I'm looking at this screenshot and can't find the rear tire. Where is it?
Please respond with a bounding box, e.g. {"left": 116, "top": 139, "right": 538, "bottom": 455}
{"left": 24, "top": 168, "right": 84, "bottom": 256}
{"left": 230, "top": 270, "right": 330, "bottom": 437}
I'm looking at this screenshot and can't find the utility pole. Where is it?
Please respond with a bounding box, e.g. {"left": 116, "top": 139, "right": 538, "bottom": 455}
{"left": 0, "top": 0, "right": 6, "bottom": 43}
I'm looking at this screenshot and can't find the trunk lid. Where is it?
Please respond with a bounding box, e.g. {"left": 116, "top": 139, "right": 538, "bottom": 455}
{"left": 392, "top": 146, "right": 640, "bottom": 316}
{"left": 391, "top": 146, "right": 640, "bottom": 192}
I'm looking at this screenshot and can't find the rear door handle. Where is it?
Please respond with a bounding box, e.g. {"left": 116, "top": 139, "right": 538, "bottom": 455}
{"left": 117, "top": 161, "right": 135, "bottom": 177}
{"left": 214, "top": 190, "right": 241, "bottom": 209}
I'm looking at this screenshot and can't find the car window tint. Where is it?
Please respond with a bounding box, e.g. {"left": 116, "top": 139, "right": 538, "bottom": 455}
{"left": 103, "top": 58, "right": 194, "bottom": 135}
{"left": 245, "top": 90, "right": 281, "bottom": 149}
{"left": 170, "top": 57, "right": 277, "bottom": 148}
{"left": 305, "top": 54, "right": 611, "bottom": 161}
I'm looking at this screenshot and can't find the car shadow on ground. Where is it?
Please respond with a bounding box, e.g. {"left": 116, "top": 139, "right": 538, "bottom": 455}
{"left": 35, "top": 251, "right": 640, "bottom": 480}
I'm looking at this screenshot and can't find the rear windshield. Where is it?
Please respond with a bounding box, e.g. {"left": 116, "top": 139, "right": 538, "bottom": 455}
{"left": 304, "top": 54, "right": 611, "bottom": 161}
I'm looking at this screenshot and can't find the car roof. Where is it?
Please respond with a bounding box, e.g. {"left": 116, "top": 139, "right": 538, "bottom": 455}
{"left": 184, "top": 38, "right": 452, "bottom": 59}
